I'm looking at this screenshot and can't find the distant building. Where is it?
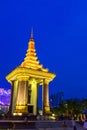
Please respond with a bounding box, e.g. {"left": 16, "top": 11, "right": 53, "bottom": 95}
{"left": 0, "top": 88, "right": 11, "bottom": 112}
{"left": 50, "top": 91, "right": 64, "bottom": 108}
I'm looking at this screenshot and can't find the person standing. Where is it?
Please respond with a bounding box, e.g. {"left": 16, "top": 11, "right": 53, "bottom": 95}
{"left": 72, "top": 118, "right": 77, "bottom": 130}
{"left": 62, "top": 121, "right": 67, "bottom": 127}
{"left": 83, "top": 119, "right": 87, "bottom": 130}
{"left": 62, "top": 121, "right": 67, "bottom": 130}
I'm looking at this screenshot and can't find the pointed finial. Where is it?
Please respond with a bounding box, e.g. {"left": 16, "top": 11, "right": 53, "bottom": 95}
{"left": 30, "top": 28, "right": 33, "bottom": 40}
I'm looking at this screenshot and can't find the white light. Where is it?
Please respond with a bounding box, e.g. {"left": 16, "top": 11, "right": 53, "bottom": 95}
{"left": 52, "top": 113, "right": 55, "bottom": 116}
{"left": 13, "top": 113, "right": 16, "bottom": 116}
{"left": 13, "top": 113, "right": 22, "bottom": 116}
{"left": 18, "top": 113, "right": 22, "bottom": 116}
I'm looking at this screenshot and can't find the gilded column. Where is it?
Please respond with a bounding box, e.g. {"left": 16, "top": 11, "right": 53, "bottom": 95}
{"left": 8, "top": 81, "right": 14, "bottom": 114}
{"left": 42, "top": 79, "right": 50, "bottom": 115}
{"left": 29, "top": 78, "right": 38, "bottom": 115}
{"left": 8, "top": 80, "right": 18, "bottom": 114}
{"left": 36, "top": 83, "right": 39, "bottom": 115}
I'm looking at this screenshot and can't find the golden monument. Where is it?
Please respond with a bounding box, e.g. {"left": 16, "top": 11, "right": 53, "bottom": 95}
{"left": 6, "top": 31, "right": 56, "bottom": 115}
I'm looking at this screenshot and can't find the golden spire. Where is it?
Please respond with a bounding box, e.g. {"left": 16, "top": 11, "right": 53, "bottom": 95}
{"left": 20, "top": 31, "right": 48, "bottom": 72}
{"left": 30, "top": 28, "right": 33, "bottom": 40}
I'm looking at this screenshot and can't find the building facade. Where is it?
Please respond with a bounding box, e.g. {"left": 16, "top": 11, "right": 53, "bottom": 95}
{"left": 0, "top": 88, "right": 11, "bottom": 112}
{"left": 50, "top": 91, "right": 64, "bottom": 108}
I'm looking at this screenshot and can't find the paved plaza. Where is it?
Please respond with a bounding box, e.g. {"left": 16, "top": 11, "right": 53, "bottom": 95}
{"left": 36, "top": 121, "right": 85, "bottom": 130}
{"left": 0, "top": 120, "right": 85, "bottom": 130}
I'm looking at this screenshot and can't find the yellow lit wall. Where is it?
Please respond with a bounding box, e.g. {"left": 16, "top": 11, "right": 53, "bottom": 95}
{"left": 16, "top": 81, "right": 27, "bottom": 106}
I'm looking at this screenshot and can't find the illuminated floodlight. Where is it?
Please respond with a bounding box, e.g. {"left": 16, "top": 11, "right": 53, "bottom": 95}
{"left": 13, "top": 113, "right": 22, "bottom": 116}
{"left": 13, "top": 113, "right": 16, "bottom": 116}
{"left": 18, "top": 113, "right": 22, "bottom": 116}
{"left": 52, "top": 113, "right": 55, "bottom": 116}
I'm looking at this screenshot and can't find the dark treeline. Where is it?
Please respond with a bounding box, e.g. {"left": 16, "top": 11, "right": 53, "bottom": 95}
{"left": 51, "top": 98, "right": 87, "bottom": 118}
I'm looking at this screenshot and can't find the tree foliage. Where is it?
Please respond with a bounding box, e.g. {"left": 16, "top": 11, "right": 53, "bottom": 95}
{"left": 51, "top": 98, "right": 87, "bottom": 117}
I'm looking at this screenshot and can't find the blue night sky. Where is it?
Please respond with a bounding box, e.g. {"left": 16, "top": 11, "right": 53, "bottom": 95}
{"left": 0, "top": 0, "right": 87, "bottom": 99}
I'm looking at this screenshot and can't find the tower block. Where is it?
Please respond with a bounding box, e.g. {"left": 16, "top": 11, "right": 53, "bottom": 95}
{"left": 6, "top": 31, "right": 56, "bottom": 115}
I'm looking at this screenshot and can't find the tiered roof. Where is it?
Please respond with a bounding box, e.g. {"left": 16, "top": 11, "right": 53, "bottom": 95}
{"left": 20, "top": 31, "right": 48, "bottom": 72}
{"left": 6, "top": 31, "right": 56, "bottom": 83}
